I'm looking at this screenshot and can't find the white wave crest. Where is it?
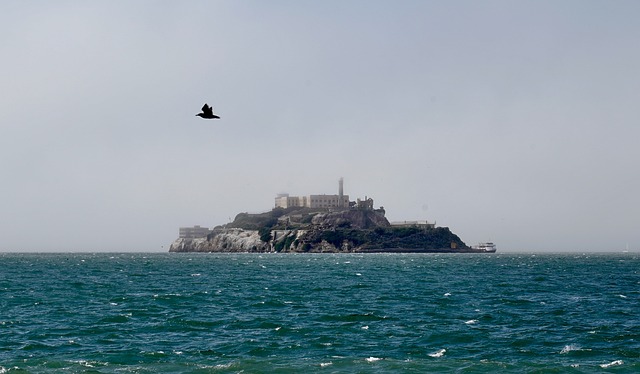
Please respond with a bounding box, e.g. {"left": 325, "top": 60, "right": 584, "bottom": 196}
{"left": 560, "top": 344, "right": 591, "bottom": 354}
{"left": 365, "top": 357, "right": 382, "bottom": 362}
{"left": 429, "top": 349, "right": 446, "bottom": 358}
{"left": 70, "top": 360, "right": 102, "bottom": 368}
{"left": 600, "top": 360, "right": 623, "bottom": 368}
{"left": 560, "top": 344, "right": 578, "bottom": 354}
{"left": 205, "top": 363, "right": 233, "bottom": 370}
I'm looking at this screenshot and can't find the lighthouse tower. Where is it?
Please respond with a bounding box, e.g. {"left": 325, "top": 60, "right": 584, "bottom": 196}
{"left": 338, "top": 177, "right": 344, "bottom": 208}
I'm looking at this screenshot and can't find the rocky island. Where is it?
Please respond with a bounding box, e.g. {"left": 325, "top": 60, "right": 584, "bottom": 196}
{"left": 169, "top": 207, "right": 484, "bottom": 253}
{"left": 169, "top": 179, "right": 490, "bottom": 253}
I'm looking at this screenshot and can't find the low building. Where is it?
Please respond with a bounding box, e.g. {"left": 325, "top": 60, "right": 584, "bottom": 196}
{"left": 390, "top": 220, "right": 436, "bottom": 229}
{"left": 308, "top": 194, "right": 350, "bottom": 209}
{"left": 179, "top": 225, "right": 211, "bottom": 239}
{"left": 274, "top": 193, "right": 308, "bottom": 209}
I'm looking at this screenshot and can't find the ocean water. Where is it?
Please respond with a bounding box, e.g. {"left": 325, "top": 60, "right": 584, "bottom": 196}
{"left": 0, "top": 253, "right": 638, "bottom": 373}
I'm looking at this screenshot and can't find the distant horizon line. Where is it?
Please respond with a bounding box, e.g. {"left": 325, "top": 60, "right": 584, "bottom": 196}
{"left": 1, "top": 250, "right": 638, "bottom": 254}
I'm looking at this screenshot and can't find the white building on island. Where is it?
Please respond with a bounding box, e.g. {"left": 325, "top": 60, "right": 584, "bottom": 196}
{"left": 390, "top": 220, "right": 436, "bottom": 229}
{"left": 179, "top": 225, "right": 211, "bottom": 239}
{"left": 275, "top": 178, "right": 349, "bottom": 209}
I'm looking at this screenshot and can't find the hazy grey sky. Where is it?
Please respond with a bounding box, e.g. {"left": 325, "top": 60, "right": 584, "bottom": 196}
{"left": 1, "top": 1, "right": 639, "bottom": 252}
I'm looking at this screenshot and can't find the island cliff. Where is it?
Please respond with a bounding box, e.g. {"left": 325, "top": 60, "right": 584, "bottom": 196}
{"left": 169, "top": 207, "right": 485, "bottom": 253}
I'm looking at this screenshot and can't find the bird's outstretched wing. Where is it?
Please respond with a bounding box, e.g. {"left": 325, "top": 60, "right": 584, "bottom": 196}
{"left": 201, "top": 104, "right": 213, "bottom": 116}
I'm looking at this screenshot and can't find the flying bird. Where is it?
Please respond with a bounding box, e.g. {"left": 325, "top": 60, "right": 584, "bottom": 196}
{"left": 196, "top": 103, "right": 220, "bottom": 119}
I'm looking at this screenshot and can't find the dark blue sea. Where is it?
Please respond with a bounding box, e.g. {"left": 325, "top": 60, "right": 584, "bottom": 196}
{"left": 0, "top": 253, "right": 638, "bottom": 373}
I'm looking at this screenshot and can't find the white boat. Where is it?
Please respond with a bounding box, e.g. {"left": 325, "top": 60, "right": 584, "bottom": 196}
{"left": 472, "top": 242, "right": 497, "bottom": 253}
